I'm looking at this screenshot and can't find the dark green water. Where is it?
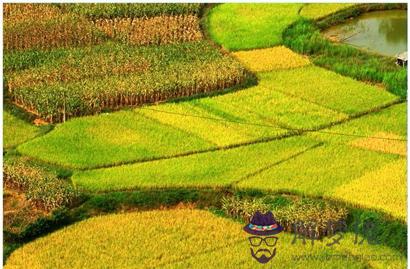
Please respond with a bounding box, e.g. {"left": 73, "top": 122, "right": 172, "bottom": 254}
{"left": 323, "top": 10, "right": 407, "bottom": 57}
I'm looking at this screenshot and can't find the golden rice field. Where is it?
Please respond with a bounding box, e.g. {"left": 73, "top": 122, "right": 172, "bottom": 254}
{"left": 233, "top": 46, "right": 310, "bottom": 72}
{"left": 332, "top": 159, "right": 407, "bottom": 220}
{"left": 349, "top": 132, "right": 406, "bottom": 156}
{"left": 3, "top": 3, "right": 407, "bottom": 268}
{"left": 5, "top": 210, "right": 406, "bottom": 269}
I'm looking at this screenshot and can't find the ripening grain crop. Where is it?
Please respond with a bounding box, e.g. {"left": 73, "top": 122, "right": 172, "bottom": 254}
{"left": 260, "top": 66, "right": 399, "bottom": 115}
{"left": 72, "top": 136, "right": 318, "bottom": 191}
{"left": 233, "top": 46, "right": 310, "bottom": 72}
{"left": 5, "top": 209, "right": 405, "bottom": 269}
{"left": 350, "top": 132, "right": 406, "bottom": 156}
{"left": 332, "top": 159, "right": 406, "bottom": 220}
{"left": 4, "top": 18, "right": 104, "bottom": 52}
{"left": 93, "top": 15, "right": 203, "bottom": 45}
{"left": 300, "top": 3, "right": 356, "bottom": 19}
{"left": 238, "top": 144, "right": 398, "bottom": 197}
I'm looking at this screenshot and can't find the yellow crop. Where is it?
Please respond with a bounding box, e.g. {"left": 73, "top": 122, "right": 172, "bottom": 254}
{"left": 332, "top": 159, "right": 406, "bottom": 221}
{"left": 300, "top": 4, "right": 356, "bottom": 20}
{"left": 5, "top": 209, "right": 406, "bottom": 268}
{"left": 349, "top": 132, "right": 406, "bottom": 156}
{"left": 3, "top": 4, "right": 61, "bottom": 24}
{"left": 93, "top": 15, "right": 203, "bottom": 45}
{"left": 5, "top": 209, "right": 245, "bottom": 269}
{"left": 233, "top": 46, "right": 310, "bottom": 72}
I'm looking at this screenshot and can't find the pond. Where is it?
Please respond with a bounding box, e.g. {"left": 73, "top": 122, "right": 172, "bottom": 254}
{"left": 323, "top": 10, "right": 407, "bottom": 57}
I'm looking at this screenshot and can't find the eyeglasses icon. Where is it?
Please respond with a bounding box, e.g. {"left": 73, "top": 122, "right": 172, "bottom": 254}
{"left": 248, "top": 236, "right": 278, "bottom": 247}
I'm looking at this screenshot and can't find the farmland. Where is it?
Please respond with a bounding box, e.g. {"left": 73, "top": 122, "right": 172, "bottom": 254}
{"left": 3, "top": 111, "right": 41, "bottom": 149}
{"left": 17, "top": 62, "right": 398, "bottom": 168}
{"left": 5, "top": 209, "right": 406, "bottom": 269}
{"left": 207, "top": 4, "right": 303, "bottom": 51}
{"left": 6, "top": 41, "right": 247, "bottom": 122}
{"left": 3, "top": 3, "right": 407, "bottom": 268}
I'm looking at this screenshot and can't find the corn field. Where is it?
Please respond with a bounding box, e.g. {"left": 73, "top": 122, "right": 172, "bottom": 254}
{"left": 63, "top": 3, "right": 201, "bottom": 19}
{"left": 4, "top": 3, "right": 61, "bottom": 24}
{"left": 4, "top": 4, "right": 247, "bottom": 122}
{"left": 4, "top": 15, "right": 105, "bottom": 51}
{"left": 6, "top": 42, "right": 248, "bottom": 122}
{"left": 93, "top": 15, "right": 203, "bottom": 45}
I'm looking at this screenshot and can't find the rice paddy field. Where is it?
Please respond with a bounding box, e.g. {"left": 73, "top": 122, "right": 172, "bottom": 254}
{"left": 4, "top": 210, "right": 407, "bottom": 269}
{"left": 3, "top": 3, "right": 407, "bottom": 268}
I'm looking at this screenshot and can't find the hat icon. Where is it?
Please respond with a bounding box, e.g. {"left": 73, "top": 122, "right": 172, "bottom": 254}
{"left": 243, "top": 211, "right": 283, "bottom": 236}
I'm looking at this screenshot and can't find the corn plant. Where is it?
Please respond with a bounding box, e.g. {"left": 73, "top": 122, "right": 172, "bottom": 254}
{"left": 93, "top": 15, "right": 202, "bottom": 45}
{"left": 6, "top": 42, "right": 248, "bottom": 122}
{"left": 3, "top": 159, "right": 78, "bottom": 211}
{"left": 4, "top": 4, "right": 105, "bottom": 52}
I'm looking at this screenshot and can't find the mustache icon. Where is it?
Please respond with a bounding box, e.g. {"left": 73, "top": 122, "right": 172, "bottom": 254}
{"left": 255, "top": 248, "right": 272, "bottom": 256}
{"left": 250, "top": 247, "right": 276, "bottom": 264}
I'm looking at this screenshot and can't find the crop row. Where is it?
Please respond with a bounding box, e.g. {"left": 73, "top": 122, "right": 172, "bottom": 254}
{"left": 3, "top": 3, "right": 61, "bottom": 24}
{"left": 7, "top": 42, "right": 247, "bottom": 122}
{"left": 62, "top": 3, "right": 202, "bottom": 19}
{"left": 93, "top": 15, "right": 202, "bottom": 45}
{"left": 4, "top": 14, "right": 104, "bottom": 52}
{"left": 4, "top": 3, "right": 203, "bottom": 52}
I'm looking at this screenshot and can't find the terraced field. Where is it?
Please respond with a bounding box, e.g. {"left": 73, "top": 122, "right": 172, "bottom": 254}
{"left": 5, "top": 210, "right": 406, "bottom": 269}
{"left": 17, "top": 47, "right": 400, "bottom": 169}
{"left": 3, "top": 3, "right": 407, "bottom": 268}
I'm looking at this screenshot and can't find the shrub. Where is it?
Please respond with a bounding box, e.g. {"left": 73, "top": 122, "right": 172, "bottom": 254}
{"left": 3, "top": 159, "right": 78, "bottom": 211}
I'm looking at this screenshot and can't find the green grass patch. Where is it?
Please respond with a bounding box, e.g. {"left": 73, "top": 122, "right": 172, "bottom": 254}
{"left": 3, "top": 111, "right": 42, "bottom": 149}
{"left": 206, "top": 4, "right": 302, "bottom": 51}
{"left": 72, "top": 137, "right": 318, "bottom": 192}
{"left": 5, "top": 209, "right": 406, "bottom": 269}
{"left": 260, "top": 66, "right": 399, "bottom": 115}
